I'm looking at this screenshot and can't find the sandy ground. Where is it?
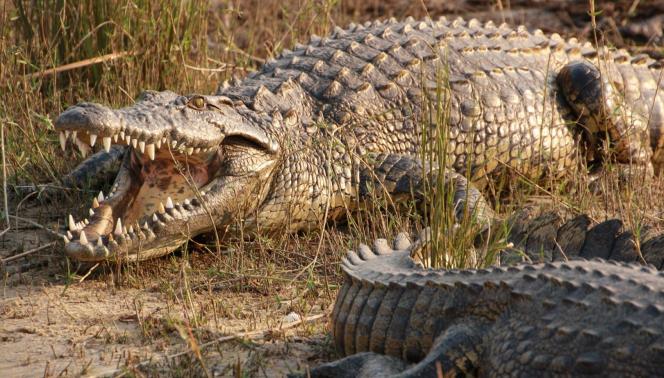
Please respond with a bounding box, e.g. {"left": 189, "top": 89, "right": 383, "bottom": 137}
{"left": 1, "top": 281, "right": 329, "bottom": 377}
{"left": 0, "top": 206, "right": 334, "bottom": 377}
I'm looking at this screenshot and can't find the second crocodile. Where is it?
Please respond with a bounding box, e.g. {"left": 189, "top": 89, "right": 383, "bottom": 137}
{"left": 53, "top": 17, "right": 664, "bottom": 261}
{"left": 303, "top": 232, "right": 664, "bottom": 377}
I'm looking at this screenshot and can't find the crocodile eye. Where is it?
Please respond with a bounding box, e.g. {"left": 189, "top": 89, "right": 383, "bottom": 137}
{"left": 188, "top": 96, "right": 206, "bottom": 110}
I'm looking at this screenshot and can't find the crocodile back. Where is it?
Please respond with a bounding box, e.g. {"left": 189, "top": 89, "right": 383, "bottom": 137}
{"left": 219, "top": 17, "right": 587, "bottom": 184}
{"left": 217, "top": 17, "right": 664, "bottom": 231}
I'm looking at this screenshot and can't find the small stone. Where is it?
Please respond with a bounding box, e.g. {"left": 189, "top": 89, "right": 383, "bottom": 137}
{"left": 282, "top": 312, "right": 301, "bottom": 324}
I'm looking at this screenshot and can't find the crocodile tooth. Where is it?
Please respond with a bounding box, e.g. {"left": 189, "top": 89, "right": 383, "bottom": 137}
{"left": 125, "top": 135, "right": 131, "bottom": 145}
{"left": 75, "top": 138, "right": 90, "bottom": 158}
{"left": 115, "top": 233, "right": 126, "bottom": 245}
{"left": 158, "top": 202, "right": 166, "bottom": 214}
{"left": 167, "top": 206, "right": 181, "bottom": 217}
{"left": 165, "top": 197, "right": 174, "bottom": 209}
{"left": 92, "top": 197, "right": 100, "bottom": 208}
{"left": 186, "top": 147, "right": 194, "bottom": 155}
{"left": 59, "top": 132, "right": 67, "bottom": 151}
{"left": 146, "top": 143, "right": 155, "bottom": 160}
{"left": 65, "top": 130, "right": 71, "bottom": 138}
{"left": 123, "top": 226, "right": 128, "bottom": 235}
{"left": 114, "top": 218, "right": 123, "bottom": 236}
{"left": 89, "top": 133, "right": 97, "bottom": 147}
{"left": 120, "top": 131, "right": 125, "bottom": 140}
{"left": 144, "top": 228, "right": 155, "bottom": 238}
{"left": 89, "top": 208, "right": 94, "bottom": 216}
{"left": 96, "top": 238, "right": 103, "bottom": 247}
{"left": 72, "top": 131, "right": 77, "bottom": 140}
{"left": 183, "top": 199, "right": 190, "bottom": 205}
{"left": 142, "top": 222, "right": 150, "bottom": 230}
{"left": 66, "top": 231, "right": 73, "bottom": 239}
{"left": 138, "top": 140, "right": 145, "bottom": 153}
{"left": 83, "top": 218, "right": 89, "bottom": 225}
{"left": 155, "top": 139, "right": 162, "bottom": 149}
{"left": 68, "top": 214, "right": 76, "bottom": 231}
{"left": 63, "top": 235, "right": 70, "bottom": 244}
{"left": 171, "top": 140, "right": 178, "bottom": 148}
{"left": 102, "top": 136, "right": 112, "bottom": 152}
{"left": 79, "top": 231, "right": 88, "bottom": 245}
{"left": 152, "top": 214, "right": 159, "bottom": 222}
{"left": 98, "top": 191, "right": 105, "bottom": 202}
{"left": 131, "top": 138, "right": 138, "bottom": 148}
{"left": 128, "top": 225, "right": 134, "bottom": 234}
{"left": 159, "top": 211, "right": 173, "bottom": 222}
{"left": 194, "top": 147, "right": 201, "bottom": 154}
{"left": 113, "top": 134, "right": 118, "bottom": 142}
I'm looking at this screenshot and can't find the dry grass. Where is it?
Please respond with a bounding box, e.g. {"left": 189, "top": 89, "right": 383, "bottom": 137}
{"left": 1, "top": 0, "right": 664, "bottom": 376}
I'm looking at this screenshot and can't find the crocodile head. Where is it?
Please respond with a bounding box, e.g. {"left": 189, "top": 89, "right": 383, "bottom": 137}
{"left": 55, "top": 90, "right": 280, "bottom": 262}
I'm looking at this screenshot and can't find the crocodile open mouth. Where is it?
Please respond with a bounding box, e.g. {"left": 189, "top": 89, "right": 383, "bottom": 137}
{"left": 54, "top": 91, "right": 278, "bottom": 261}
{"left": 59, "top": 129, "right": 223, "bottom": 260}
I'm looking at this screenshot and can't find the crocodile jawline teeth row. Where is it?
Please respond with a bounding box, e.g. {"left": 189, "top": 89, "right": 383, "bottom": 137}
{"left": 63, "top": 189, "right": 210, "bottom": 250}
{"left": 58, "top": 129, "right": 215, "bottom": 159}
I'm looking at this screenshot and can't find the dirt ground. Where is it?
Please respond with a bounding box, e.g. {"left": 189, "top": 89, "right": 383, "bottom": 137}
{"left": 1, "top": 280, "right": 331, "bottom": 377}
{"left": 1, "top": 216, "right": 335, "bottom": 377}
{"left": 2, "top": 1, "right": 663, "bottom": 377}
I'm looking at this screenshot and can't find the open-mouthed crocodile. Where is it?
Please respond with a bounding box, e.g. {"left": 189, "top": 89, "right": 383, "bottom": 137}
{"left": 300, "top": 232, "right": 664, "bottom": 377}
{"left": 54, "top": 16, "right": 664, "bottom": 262}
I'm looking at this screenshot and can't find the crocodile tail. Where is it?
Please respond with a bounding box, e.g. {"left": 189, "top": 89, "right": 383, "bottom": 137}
{"left": 342, "top": 235, "right": 409, "bottom": 271}
{"left": 503, "top": 208, "right": 664, "bottom": 269}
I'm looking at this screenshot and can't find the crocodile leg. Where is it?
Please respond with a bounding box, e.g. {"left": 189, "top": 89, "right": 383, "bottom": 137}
{"left": 14, "top": 145, "right": 126, "bottom": 199}
{"left": 358, "top": 153, "right": 496, "bottom": 226}
{"left": 393, "top": 323, "right": 486, "bottom": 378}
{"left": 60, "top": 145, "right": 126, "bottom": 190}
{"left": 305, "top": 318, "right": 486, "bottom": 377}
{"left": 557, "top": 60, "right": 651, "bottom": 166}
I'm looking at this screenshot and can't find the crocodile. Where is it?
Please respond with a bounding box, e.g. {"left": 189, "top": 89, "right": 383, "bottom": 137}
{"left": 498, "top": 207, "right": 664, "bottom": 268}
{"left": 53, "top": 16, "right": 664, "bottom": 262}
{"left": 302, "top": 231, "right": 664, "bottom": 377}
